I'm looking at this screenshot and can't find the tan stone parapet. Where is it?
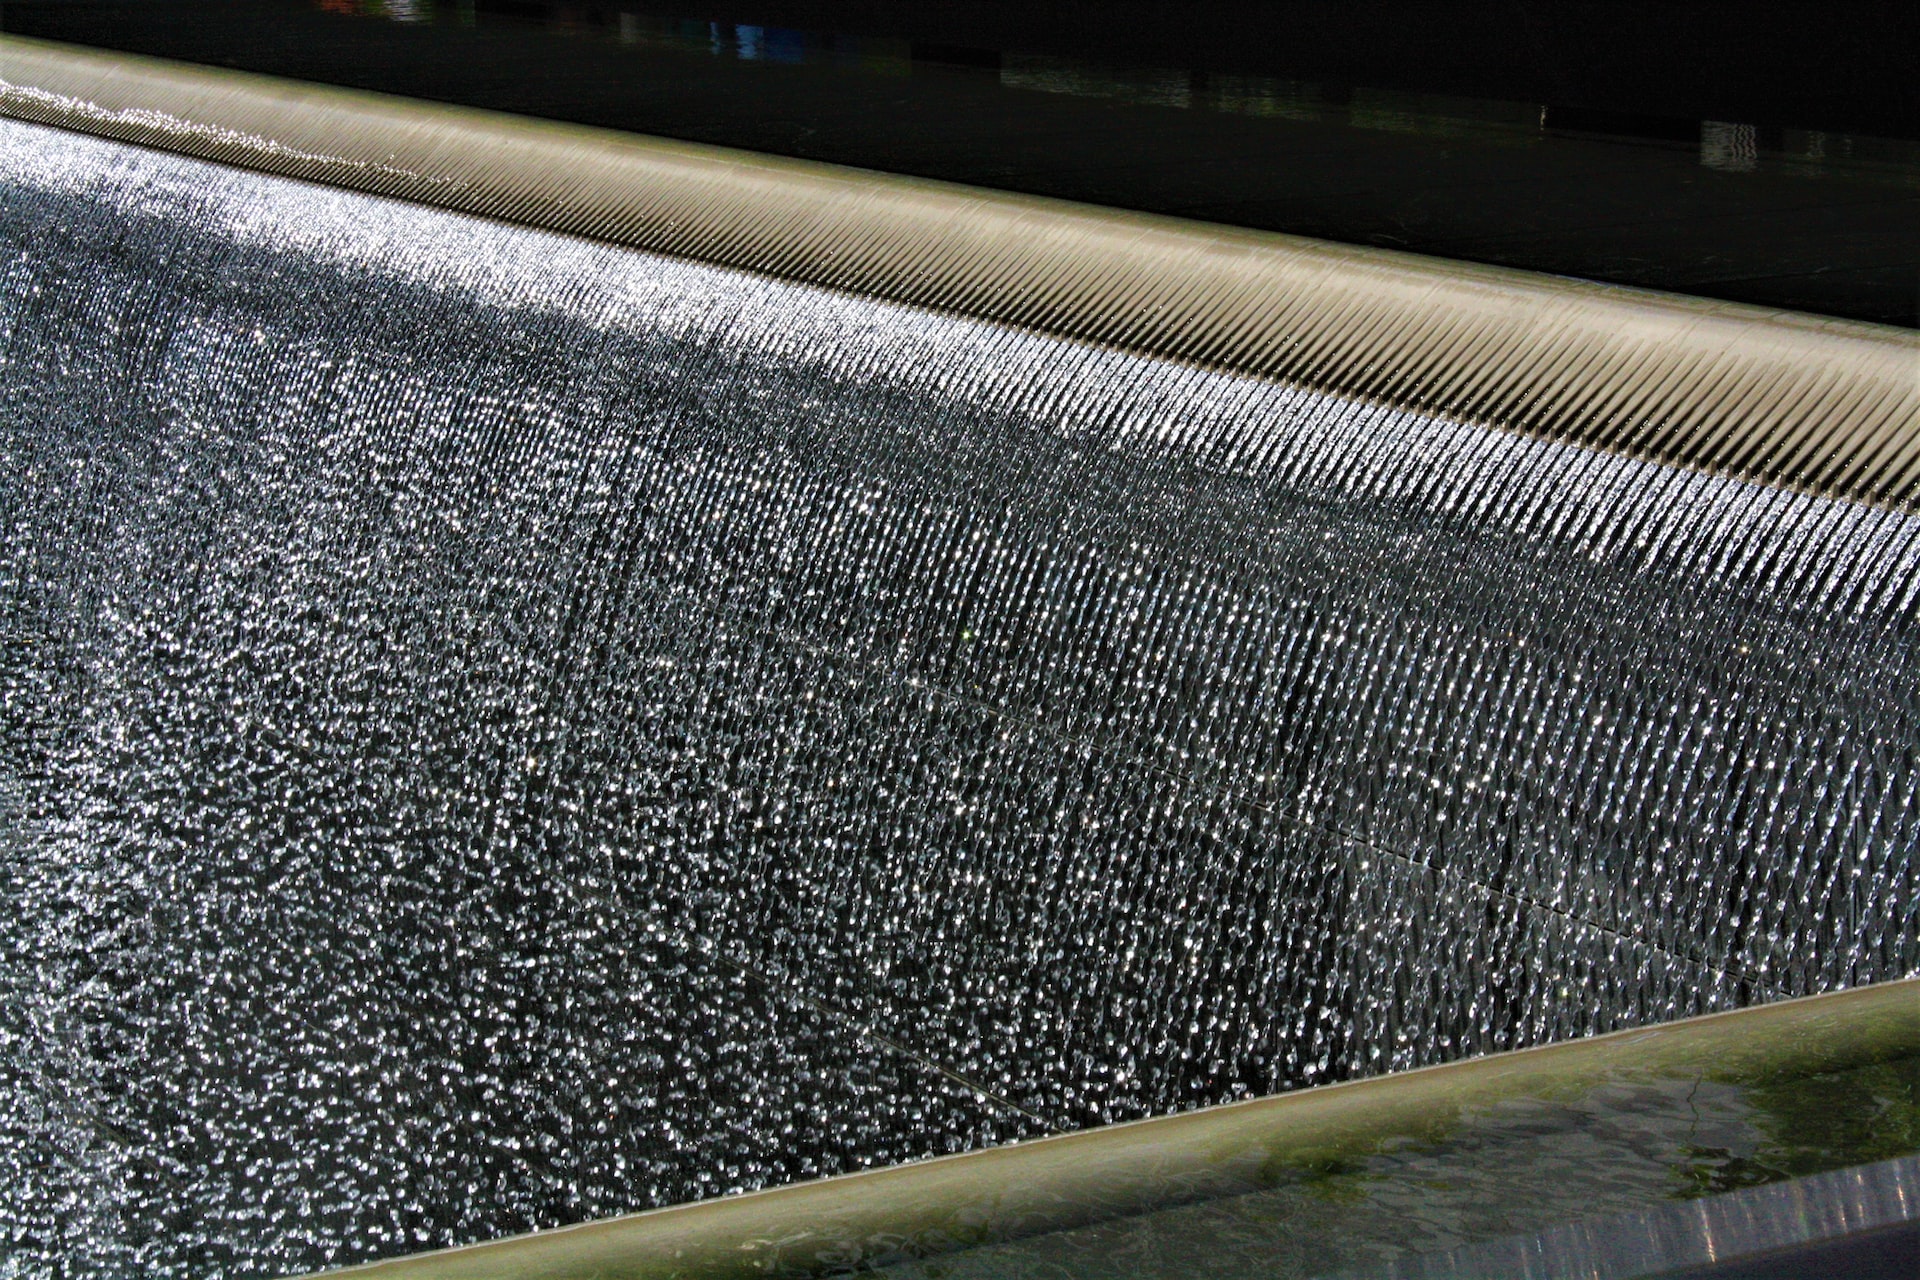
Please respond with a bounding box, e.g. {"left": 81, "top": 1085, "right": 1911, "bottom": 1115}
{"left": 3, "top": 34, "right": 1915, "bottom": 510}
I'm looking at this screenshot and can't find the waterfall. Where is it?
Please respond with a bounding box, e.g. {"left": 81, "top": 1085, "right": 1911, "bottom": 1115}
{"left": 2, "top": 117, "right": 1914, "bottom": 1277}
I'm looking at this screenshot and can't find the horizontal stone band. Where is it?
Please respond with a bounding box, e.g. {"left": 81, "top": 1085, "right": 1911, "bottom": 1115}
{"left": 2, "top": 33, "right": 1915, "bottom": 509}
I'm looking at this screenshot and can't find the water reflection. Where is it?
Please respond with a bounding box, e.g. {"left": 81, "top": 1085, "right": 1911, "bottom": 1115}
{"left": 880, "top": 1053, "right": 1920, "bottom": 1279}
{"left": 1372, "top": 1154, "right": 1920, "bottom": 1280}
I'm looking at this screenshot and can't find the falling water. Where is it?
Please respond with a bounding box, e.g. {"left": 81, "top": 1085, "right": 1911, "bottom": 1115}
{"left": 0, "top": 117, "right": 1914, "bottom": 1277}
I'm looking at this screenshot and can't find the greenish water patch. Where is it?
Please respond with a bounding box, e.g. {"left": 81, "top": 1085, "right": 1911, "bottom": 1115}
{"left": 1673, "top": 1053, "right": 1920, "bottom": 1198}
{"left": 885, "top": 1052, "right": 1920, "bottom": 1279}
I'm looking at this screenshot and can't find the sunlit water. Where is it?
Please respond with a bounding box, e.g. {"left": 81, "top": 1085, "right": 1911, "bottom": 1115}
{"left": 1, "top": 118, "right": 1915, "bottom": 1277}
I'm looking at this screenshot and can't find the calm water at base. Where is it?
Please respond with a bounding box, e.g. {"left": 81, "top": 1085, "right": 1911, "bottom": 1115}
{"left": 883, "top": 1053, "right": 1920, "bottom": 1278}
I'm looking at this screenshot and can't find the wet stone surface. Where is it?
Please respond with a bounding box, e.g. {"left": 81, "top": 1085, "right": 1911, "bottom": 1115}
{"left": 0, "top": 119, "right": 1915, "bottom": 1276}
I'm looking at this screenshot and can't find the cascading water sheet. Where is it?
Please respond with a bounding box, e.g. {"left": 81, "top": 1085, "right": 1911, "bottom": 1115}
{"left": 0, "top": 118, "right": 1914, "bottom": 1277}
